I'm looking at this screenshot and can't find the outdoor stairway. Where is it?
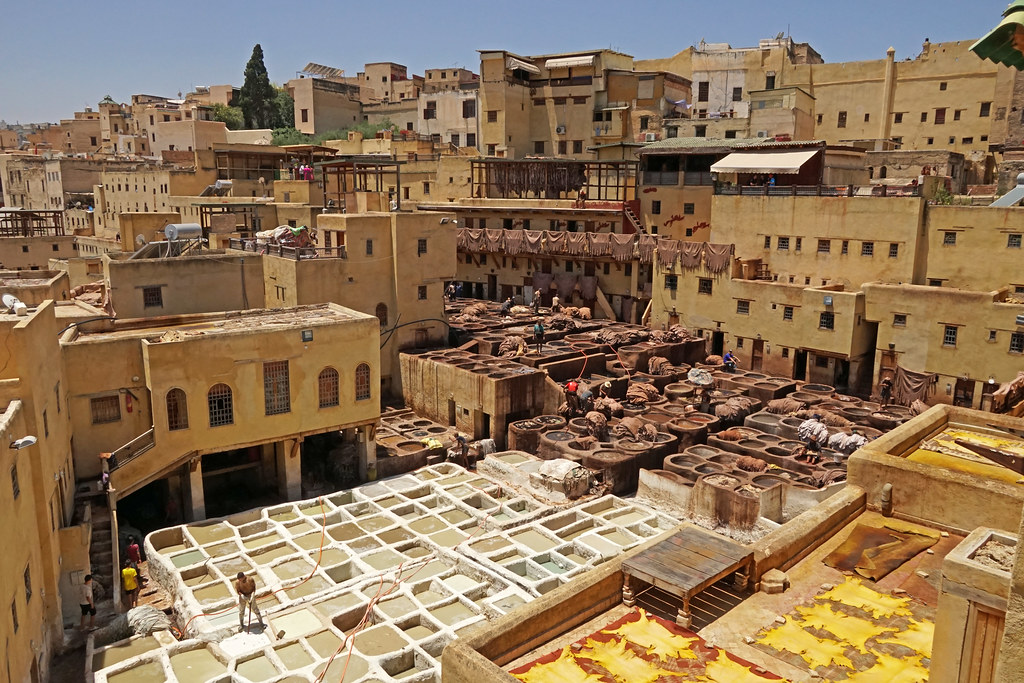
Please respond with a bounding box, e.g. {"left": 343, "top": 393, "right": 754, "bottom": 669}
{"left": 87, "top": 503, "right": 116, "bottom": 616}
{"left": 623, "top": 205, "right": 644, "bottom": 233}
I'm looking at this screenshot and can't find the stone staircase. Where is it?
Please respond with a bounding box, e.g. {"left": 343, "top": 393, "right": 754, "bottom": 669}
{"left": 87, "top": 503, "right": 116, "bottom": 615}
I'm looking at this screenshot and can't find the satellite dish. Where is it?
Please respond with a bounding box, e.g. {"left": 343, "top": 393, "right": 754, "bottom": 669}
{"left": 2, "top": 294, "right": 17, "bottom": 310}
{"left": 10, "top": 436, "right": 36, "bottom": 450}
{"left": 136, "top": 234, "right": 148, "bottom": 246}
{"left": 2, "top": 294, "right": 27, "bottom": 316}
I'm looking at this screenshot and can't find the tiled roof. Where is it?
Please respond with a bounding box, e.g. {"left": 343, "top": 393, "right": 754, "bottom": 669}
{"left": 640, "top": 137, "right": 826, "bottom": 154}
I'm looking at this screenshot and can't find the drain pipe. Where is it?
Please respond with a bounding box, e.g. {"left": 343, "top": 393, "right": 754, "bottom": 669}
{"left": 880, "top": 483, "right": 893, "bottom": 516}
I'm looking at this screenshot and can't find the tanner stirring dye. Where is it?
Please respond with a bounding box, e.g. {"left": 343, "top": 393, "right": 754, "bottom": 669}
{"left": 235, "top": 571, "right": 265, "bottom": 633}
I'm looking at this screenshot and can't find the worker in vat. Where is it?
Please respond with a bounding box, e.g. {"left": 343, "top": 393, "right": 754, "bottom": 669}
{"left": 564, "top": 379, "right": 581, "bottom": 417}
{"left": 235, "top": 571, "right": 265, "bottom": 633}
{"left": 449, "top": 434, "right": 471, "bottom": 469}
{"left": 798, "top": 414, "right": 829, "bottom": 458}
{"left": 878, "top": 377, "right": 893, "bottom": 406}
{"left": 533, "top": 321, "right": 545, "bottom": 353}
{"left": 578, "top": 386, "right": 595, "bottom": 414}
{"left": 723, "top": 350, "right": 739, "bottom": 373}
{"left": 501, "top": 297, "right": 514, "bottom": 316}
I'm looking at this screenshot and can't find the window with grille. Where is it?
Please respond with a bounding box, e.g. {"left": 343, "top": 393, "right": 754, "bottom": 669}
{"left": 732, "top": 87, "right": 742, "bottom": 102}
{"left": 943, "top": 232, "right": 957, "bottom": 245}
{"left": 462, "top": 100, "right": 476, "bottom": 118}
{"left": 418, "top": 286, "right": 427, "bottom": 300}
{"left": 795, "top": 237, "right": 802, "bottom": 252}
{"left": 90, "top": 395, "right": 121, "bottom": 424}
{"left": 819, "top": 312, "right": 835, "bottom": 330}
{"left": 764, "top": 236, "right": 771, "bottom": 249}
{"left": 817, "top": 239, "right": 830, "bottom": 253}
{"left": 166, "top": 388, "right": 189, "bottom": 430}
{"left": 487, "top": 110, "right": 498, "bottom": 123}
{"left": 319, "top": 367, "right": 340, "bottom": 408}
{"left": 1010, "top": 332, "right": 1024, "bottom": 354}
{"left": 208, "top": 383, "right": 234, "bottom": 426}
{"left": 683, "top": 203, "right": 695, "bottom": 215}
{"left": 365, "top": 239, "right": 373, "bottom": 255}
{"left": 355, "top": 363, "right": 371, "bottom": 401}
{"left": 980, "top": 102, "right": 991, "bottom": 117}
{"left": 888, "top": 243, "right": 899, "bottom": 258}
{"left": 783, "top": 306, "right": 794, "bottom": 321}
{"left": 376, "top": 303, "right": 388, "bottom": 327}
{"left": 417, "top": 238, "right": 427, "bottom": 255}
{"left": 697, "top": 81, "right": 709, "bottom": 101}
{"left": 943, "top": 325, "right": 958, "bottom": 347}
{"left": 837, "top": 111, "right": 847, "bottom": 128}
{"left": 777, "top": 237, "right": 790, "bottom": 250}
{"left": 736, "top": 300, "right": 750, "bottom": 315}
{"left": 141, "top": 286, "right": 162, "bottom": 307}
{"left": 1009, "top": 234, "right": 1022, "bottom": 248}
{"left": 698, "top": 278, "right": 712, "bottom": 295}
{"left": 263, "top": 361, "right": 290, "bottom": 415}
{"left": 841, "top": 240, "right": 849, "bottom": 254}
{"left": 861, "top": 242, "right": 874, "bottom": 256}
{"left": 893, "top": 314, "right": 907, "bottom": 326}
{"left": 664, "top": 275, "right": 678, "bottom": 290}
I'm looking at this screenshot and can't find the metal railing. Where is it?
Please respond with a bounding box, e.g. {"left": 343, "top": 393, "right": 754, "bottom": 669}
{"left": 642, "top": 171, "right": 680, "bottom": 186}
{"left": 229, "top": 237, "right": 347, "bottom": 260}
{"left": 107, "top": 428, "right": 155, "bottom": 472}
{"left": 715, "top": 184, "right": 922, "bottom": 197}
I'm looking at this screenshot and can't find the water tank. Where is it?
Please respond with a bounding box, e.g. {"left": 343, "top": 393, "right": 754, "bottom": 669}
{"left": 164, "top": 223, "right": 203, "bottom": 241}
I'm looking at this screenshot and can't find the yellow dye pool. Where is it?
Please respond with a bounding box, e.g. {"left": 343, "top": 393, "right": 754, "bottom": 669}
{"left": 907, "top": 427, "right": 1024, "bottom": 484}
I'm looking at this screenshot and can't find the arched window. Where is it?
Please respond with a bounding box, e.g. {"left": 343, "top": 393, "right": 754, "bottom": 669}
{"left": 318, "top": 367, "right": 340, "bottom": 408}
{"left": 355, "top": 363, "right": 371, "bottom": 401}
{"left": 375, "top": 303, "right": 388, "bottom": 328}
{"left": 208, "top": 383, "right": 233, "bottom": 427}
{"left": 166, "top": 388, "right": 189, "bottom": 430}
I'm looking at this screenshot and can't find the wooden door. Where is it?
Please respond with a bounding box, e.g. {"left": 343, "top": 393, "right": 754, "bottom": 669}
{"left": 964, "top": 605, "right": 1004, "bottom": 683}
{"left": 750, "top": 340, "right": 765, "bottom": 372}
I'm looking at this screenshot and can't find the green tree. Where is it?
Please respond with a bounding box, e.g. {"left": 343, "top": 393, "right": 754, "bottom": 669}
{"left": 272, "top": 87, "right": 295, "bottom": 129}
{"left": 239, "top": 44, "right": 277, "bottom": 129}
{"left": 211, "top": 103, "right": 244, "bottom": 130}
{"left": 271, "top": 127, "right": 312, "bottom": 146}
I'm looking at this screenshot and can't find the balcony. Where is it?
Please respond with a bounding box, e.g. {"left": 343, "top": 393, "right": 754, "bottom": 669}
{"left": 642, "top": 171, "right": 679, "bottom": 186}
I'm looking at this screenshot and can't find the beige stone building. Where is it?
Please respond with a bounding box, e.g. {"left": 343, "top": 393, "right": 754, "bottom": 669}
{"left": 477, "top": 49, "right": 690, "bottom": 159}
{"left": 287, "top": 71, "right": 362, "bottom": 135}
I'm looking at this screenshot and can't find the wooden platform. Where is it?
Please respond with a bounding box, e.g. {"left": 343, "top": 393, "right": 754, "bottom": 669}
{"left": 622, "top": 526, "right": 753, "bottom": 628}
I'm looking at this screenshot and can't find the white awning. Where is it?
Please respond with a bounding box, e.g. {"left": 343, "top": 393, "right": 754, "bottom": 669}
{"left": 710, "top": 149, "right": 818, "bottom": 174}
{"left": 544, "top": 55, "right": 595, "bottom": 69}
{"left": 506, "top": 57, "right": 540, "bottom": 75}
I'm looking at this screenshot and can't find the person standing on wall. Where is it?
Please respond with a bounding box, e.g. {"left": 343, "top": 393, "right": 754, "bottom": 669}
{"left": 236, "top": 572, "right": 265, "bottom": 633}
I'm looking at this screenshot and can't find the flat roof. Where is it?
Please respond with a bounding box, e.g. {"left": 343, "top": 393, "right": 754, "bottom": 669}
{"left": 67, "top": 304, "right": 369, "bottom": 344}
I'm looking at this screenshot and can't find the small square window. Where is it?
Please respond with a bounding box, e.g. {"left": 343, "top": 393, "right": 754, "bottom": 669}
{"left": 664, "top": 274, "right": 678, "bottom": 290}
{"left": 417, "top": 286, "right": 427, "bottom": 300}
{"left": 91, "top": 395, "right": 121, "bottom": 424}
{"left": 943, "top": 325, "right": 958, "bottom": 347}
{"left": 533, "top": 141, "right": 545, "bottom": 154}
{"left": 651, "top": 201, "right": 661, "bottom": 215}
{"left": 698, "top": 278, "right": 712, "bottom": 295}
{"left": 819, "top": 312, "right": 835, "bottom": 330}
{"left": 736, "top": 300, "right": 750, "bottom": 315}
{"left": 781, "top": 347, "right": 790, "bottom": 358}
{"left": 1008, "top": 234, "right": 1022, "bottom": 248}
{"left": 921, "top": 112, "right": 928, "bottom": 123}
{"left": 683, "top": 203, "right": 695, "bottom": 215}
{"left": 894, "top": 112, "right": 904, "bottom": 124}
{"left": 893, "top": 313, "right": 907, "bottom": 326}
{"left": 763, "top": 236, "right": 771, "bottom": 249}
{"left": 861, "top": 241, "right": 874, "bottom": 256}
{"left": 943, "top": 231, "right": 957, "bottom": 245}
{"left": 989, "top": 330, "right": 998, "bottom": 342}
{"left": 864, "top": 113, "right": 870, "bottom": 122}
{"left": 783, "top": 306, "right": 794, "bottom": 321}
{"left": 142, "top": 286, "right": 162, "bottom": 308}
{"left": 777, "top": 236, "right": 790, "bottom": 250}
{"left": 888, "top": 243, "right": 899, "bottom": 258}
{"left": 817, "top": 239, "right": 830, "bottom": 253}
{"left": 939, "top": 82, "right": 947, "bottom": 91}
{"left": 962, "top": 137, "right": 973, "bottom": 144}
{"left": 927, "top": 137, "right": 934, "bottom": 145}
{"left": 837, "top": 111, "right": 847, "bottom": 128}
{"left": 980, "top": 102, "right": 991, "bottom": 117}
{"left": 816, "top": 114, "right": 823, "bottom": 125}
{"left": 736, "top": 338, "right": 744, "bottom": 349}
{"left": 929, "top": 279, "right": 944, "bottom": 287}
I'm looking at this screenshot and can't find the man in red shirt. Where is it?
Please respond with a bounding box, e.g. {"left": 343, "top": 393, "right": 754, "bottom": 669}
{"left": 564, "top": 380, "right": 580, "bottom": 416}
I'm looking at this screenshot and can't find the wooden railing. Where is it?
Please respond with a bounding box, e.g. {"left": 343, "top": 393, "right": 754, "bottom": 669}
{"left": 107, "top": 428, "right": 155, "bottom": 472}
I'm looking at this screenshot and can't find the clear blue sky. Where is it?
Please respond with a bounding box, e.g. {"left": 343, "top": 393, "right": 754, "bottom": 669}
{"left": 0, "top": 0, "right": 1009, "bottom": 124}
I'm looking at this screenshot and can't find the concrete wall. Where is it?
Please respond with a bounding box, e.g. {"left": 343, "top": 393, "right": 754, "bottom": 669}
{"left": 105, "top": 252, "right": 266, "bottom": 318}
{"left": 711, "top": 194, "right": 928, "bottom": 288}
{"left": 923, "top": 205, "right": 1024, "bottom": 291}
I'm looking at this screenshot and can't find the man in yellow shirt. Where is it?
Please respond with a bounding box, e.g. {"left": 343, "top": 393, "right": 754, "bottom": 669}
{"left": 121, "top": 560, "right": 139, "bottom": 609}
